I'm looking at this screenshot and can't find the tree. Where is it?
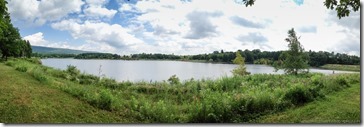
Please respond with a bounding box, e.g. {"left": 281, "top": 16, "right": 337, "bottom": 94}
{"left": 324, "top": 0, "right": 360, "bottom": 19}
{"left": 0, "top": 0, "right": 32, "bottom": 60}
{"left": 240, "top": 0, "right": 360, "bottom": 19}
{"left": 275, "top": 28, "right": 309, "bottom": 75}
{"left": 25, "top": 40, "right": 32, "bottom": 58}
{"left": 231, "top": 51, "right": 250, "bottom": 76}
{"left": 0, "top": 23, "right": 21, "bottom": 60}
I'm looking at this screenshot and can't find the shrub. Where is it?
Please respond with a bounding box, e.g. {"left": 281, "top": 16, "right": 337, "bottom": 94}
{"left": 168, "top": 75, "right": 180, "bottom": 85}
{"left": 335, "top": 76, "right": 349, "bottom": 87}
{"left": 247, "top": 91, "right": 275, "bottom": 114}
{"left": 66, "top": 65, "right": 80, "bottom": 76}
{"left": 48, "top": 69, "right": 70, "bottom": 79}
{"left": 138, "top": 100, "right": 180, "bottom": 123}
{"left": 189, "top": 91, "right": 233, "bottom": 123}
{"left": 31, "top": 67, "right": 48, "bottom": 83}
{"left": 283, "top": 84, "right": 313, "bottom": 106}
{"left": 323, "top": 75, "right": 352, "bottom": 93}
{"left": 15, "top": 66, "right": 27, "bottom": 72}
{"left": 215, "top": 76, "right": 244, "bottom": 91}
{"left": 4, "top": 61, "right": 15, "bottom": 67}
{"left": 98, "top": 89, "right": 114, "bottom": 111}
{"left": 99, "top": 78, "right": 119, "bottom": 89}
{"left": 78, "top": 74, "right": 99, "bottom": 85}
{"left": 25, "top": 58, "right": 42, "bottom": 64}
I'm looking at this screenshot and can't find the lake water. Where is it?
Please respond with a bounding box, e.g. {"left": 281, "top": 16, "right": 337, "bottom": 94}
{"left": 41, "top": 58, "right": 356, "bottom": 82}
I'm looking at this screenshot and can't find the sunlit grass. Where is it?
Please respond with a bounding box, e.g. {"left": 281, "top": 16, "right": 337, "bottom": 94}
{"left": 320, "top": 64, "right": 360, "bottom": 72}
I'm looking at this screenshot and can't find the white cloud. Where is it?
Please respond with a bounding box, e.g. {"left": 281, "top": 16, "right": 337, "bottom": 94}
{"left": 7, "top": 0, "right": 84, "bottom": 25}
{"left": 22, "top": 32, "right": 108, "bottom": 53}
{"left": 23, "top": 32, "right": 47, "bottom": 46}
{"left": 83, "top": 0, "right": 117, "bottom": 19}
{"left": 119, "top": 0, "right": 359, "bottom": 55}
{"left": 51, "top": 19, "right": 144, "bottom": 54}
{"left": 10, "top": 0, "right": 360, "bottom": 56}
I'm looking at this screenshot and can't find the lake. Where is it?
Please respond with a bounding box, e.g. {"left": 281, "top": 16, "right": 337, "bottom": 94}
{"left": 41, "top": 58, "right": 356, "bottom": 82}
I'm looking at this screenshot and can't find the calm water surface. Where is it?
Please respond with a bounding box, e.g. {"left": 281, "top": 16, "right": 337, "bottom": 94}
{"left": 41, "top": 58, "right": 356, "bottom": 82}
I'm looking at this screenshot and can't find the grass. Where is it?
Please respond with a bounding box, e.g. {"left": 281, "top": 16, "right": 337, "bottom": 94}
{"left": 257, "top": 82, "right": 360, "bottom": 123}
{"left": 0, "top": 59, "right": 135, "bottom": 123}
{"left": 320, "top": 64, "right": 360, "bottom": 72}
{"left": 0, "top": 58, "right": 361, "bottom": 123}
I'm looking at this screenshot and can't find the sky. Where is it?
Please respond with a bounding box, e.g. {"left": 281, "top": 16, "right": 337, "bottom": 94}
{"left": 6, "top": 0, "right": 361, "bottom": 56}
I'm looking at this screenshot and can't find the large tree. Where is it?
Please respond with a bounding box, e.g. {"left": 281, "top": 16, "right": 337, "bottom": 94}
{"left": 275, "top": 28, "right": 309, "bottom": 75}
{"left": 240, "top": 0, "right": 360, "bottom": 19}
{"left": 0, "top": 0, "right": 31, "bottom": 60}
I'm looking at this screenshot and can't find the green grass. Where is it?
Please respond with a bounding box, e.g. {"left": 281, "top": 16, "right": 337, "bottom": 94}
{"left": 257, "top": 82, "right": 360, "bottom": 123}
{"left": 320, "top": 64, "right": 360, "bottom": 72}
{"left": 0, "top": 58, "right": 361, "bottom": 123}
{"left": 0, "top": 60, "right": 135, "bottom": 123}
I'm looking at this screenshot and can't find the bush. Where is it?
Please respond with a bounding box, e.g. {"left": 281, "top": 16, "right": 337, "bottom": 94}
{"left": 215, "top": 76, "right": 244, "bottom": 91}
{"left": 25, "top": 58, "right": 42, "bottom": 64}
{"left": 4, "top": 61, "right": 15, "bottom": 67}
{"left": 79, "top": 74, "right": 99, "bottom": 85}
{"left": 335, "top": 76, "right": 349, "bottom": 87}
{"left": 15, "top": 66, "right": 27, "bottom": 72}
{"left": 283, "top": 84, "right": 313, "bottom": 106}
{"left": 323, "top": 74, "right": 353, "bottom": 93}
{"left": 31, "top": 67, "right": 48, "bottom": 83}
{"left": 48, "top": 69, "right": 70, "bottom": 79}
{"left": 66, "top": 65, "right": 80, "bottom": 76}
{"left": 98, "top": 89, "right": 114, "bottom": 111}
{"left": 99, "top": 78, "right": 120, "bottom": 89}
{"left": 189, "top": 91, "right": 233, "bottom": 123}
{"left": 168, "top": 75, "right": 180, "bottom": 85}
{"left": 247, "top": 91, "right": 275, "bottom": 114}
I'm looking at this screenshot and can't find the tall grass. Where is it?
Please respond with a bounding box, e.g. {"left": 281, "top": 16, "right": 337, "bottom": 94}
{"left": 3, "top": 58, "right": 360, "bottom": 123}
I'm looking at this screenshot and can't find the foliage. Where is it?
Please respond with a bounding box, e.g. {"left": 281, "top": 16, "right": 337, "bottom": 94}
{"left": 320, "top": 64, "right": 360, "bottom": 72}
{"left": 66, "top": 65, "right": 80, "bottom": 77}
{"left": 3, "top": 58, "right": 361, "bottom": 123}
{"left": 324, "top": 0, "right": 360, "bottom": 19}
{"left": 30, "top": 67, "right": 48, "bottom": 83}
{"left": 231, "top": 51, "right": 250, "bottom": 76}
{"left": 32, "top": 53, "right": 76, "bottom": 58}
{"left": 241, "top": 0, "right": 360, "bottom": 19}
{"left": 75, "top": 53, "right": 122, "bottom": 59}
{"left": 254, "top": 58, "right": 273, "bottom": 65}
{"left": 15, "top": 65, "right": 27, "bottom": 72}
{"left": 283, "top": 84, "right": 314, "bottom": 105}
{"left": 258, "top": 82, "right": 360, "bottom": 123}
{"left": 275, "top": 28, "right": 309, "bottom": 75}
{"left": 0, "top": 63, "right": 129, "bottom": 123}
{"left": 32, "top": 49, "right": 360, "bottom": 67}
{"left": 0, "top": 0, "right": 32, "bottom": 60}
{"left": 131, "top": 53, "right": 181, "bottom": 60}
{"left": 98, "top": 89, "right": 115, "bottom": 111}
{"left": 168, "top": 75, "right": 181, "bottom": 85}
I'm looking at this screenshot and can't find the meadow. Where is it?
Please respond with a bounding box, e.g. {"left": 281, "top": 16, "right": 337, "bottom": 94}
{"left": 0, "top": 58, "right": 360, "bottom": 123}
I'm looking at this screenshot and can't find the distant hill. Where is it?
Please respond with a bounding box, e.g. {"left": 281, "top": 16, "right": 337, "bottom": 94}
{"left": 31, "top": 46, "right": 97, "bottom": 54}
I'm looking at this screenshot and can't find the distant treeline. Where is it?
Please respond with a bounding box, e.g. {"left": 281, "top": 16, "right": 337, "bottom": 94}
{"left": 125, "top": 49, "right": 360, "bottom": 67}
{"left": 32, "top": 49, "right": 360, "bottom": 67}
{"left": 32, "top": 53, "right": 76, "bottom": 58}
{"left": 74, "top": 53, "right": 122, "bottom": 59}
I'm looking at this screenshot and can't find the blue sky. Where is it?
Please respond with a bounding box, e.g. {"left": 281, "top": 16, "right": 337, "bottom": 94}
{"left": 6, "top": 0, "right": 360, "bottom": 56}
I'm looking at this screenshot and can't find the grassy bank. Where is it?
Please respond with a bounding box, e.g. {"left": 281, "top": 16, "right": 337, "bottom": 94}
{"left": 0, "top": 58, "right": 361, "bottom": 123}
{"left": 0, "top": 59, "right": 135, "bottom": 123}
{"left": 320, "top": 64, "right": 360, "bottom": 72}
{"left": 257, "top": 82, "right": 360, "bottom": 123}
